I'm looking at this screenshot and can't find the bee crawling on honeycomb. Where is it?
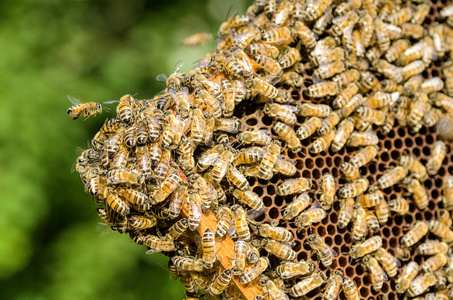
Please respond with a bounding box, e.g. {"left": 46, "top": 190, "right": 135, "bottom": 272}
{"left": 70, "top": 0, "right": 453, "bottom": 299}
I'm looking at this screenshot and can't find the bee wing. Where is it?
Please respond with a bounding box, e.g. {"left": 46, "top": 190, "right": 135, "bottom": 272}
{"left": 169, "top": 89, "right": 179, "bottom": 102}
{"left": 67, "top": 95, "right": 83, "bottom": 105}
{"left": 146, "top": 248, "right": 160, "bottom": 255}
{"left": 283, "top": 105, "right": 298, "bottom": 113}
{"left": 247, "top": 206, "right": 265, "bottom": 219}
{"left": 330, "top": 247, "right": 338, "bottom": 258}
{"left": 174, "top": 59, "right": 184, "bottom": 72}
{"left": 156, "top": 73, "right": 168, "bottom": 83}
{"left": 228, "top": 222, "right": 237, "bottom": 237}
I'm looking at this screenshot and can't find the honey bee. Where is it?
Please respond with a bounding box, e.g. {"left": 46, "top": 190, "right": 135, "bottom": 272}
{"left": 273, "top": 122, "right": 302, "bottom": 153}
{"left": 233, "top": 240, "right": 247, "bottom": 275}
{"left": 232, "top": 26, "right": 262, "bottom": 49}
{"left": 201, "top": 228, "right": 216, "bottom": 269}
{"left": 332, "top": 82, "right": 359, "bottom": 109}
{"left": 172, "top": 256, "right": 204, "bottom": 272}
{"left": 331, "top": 11, "right": 359, "bottom": 37}
{"left": 340, "top": 162, "right": 359, "bottom": 182}
{"left": 209, "top": 269, "right": 232, "bottom": 295}
{"left": 351, "top": 204, "right": 367, "bottom": 241}
{"left": 231, "top": 204, "right": 251, "bottom": 241}
{"left": 366, "top": 209, "right": 380, "bottom": 233}
{"left": 401, "top": 220, "right": 428, "bottom": 247}
{"left": 212, "top": 148, "right": 235, "bottom": 183}
{"left": 311, "top": 47, "right": 345, "bottom": 67}
{"left": 278, "top": 47, "right": 301, "bottom": 69}
{"left": 377, "top": 166, "right": 408, "bottom": 190}
{"left": 107, "top": 168, "right": 141, "bottom": 186}
{"left": 118, "top": 188, "right": 150, "bottom": 211}
{"left": 291, "top": 21, "right": 317, "bottom": 49}
{"left": 385, "top": 39, "right": 411, "bottom": 63}
{"left": 361, "top": 254, "right": 388, "bottom": 292}
{"left": 168, "top": 184, "right": 188, "bottom": 219}
{"left": 283, "top": 192, "right": 312, "bottom": 221}
{"left": 145, "top": 235, "right": 175, "bottom": 254}
{"left": 237, "top": 130, "right": 271, "bottom": 146}
{"left": 426, "top": 141, "right": 447, "bottom": 176}
{"left": 395, "top": 261, "right": 419, "bottom": 294}
{"left": 374, "top": 247, "right": 399, "bottom": 278}
{"left": 313, "top": 60, "right": 345, "bottom": 80}
{"left": 342, "top": 276, "right": 359, "bottom": 300}
{"left": 256, "top": 223, "right": 293, "bottom": 242}
{"left": 358, "top": 190, "right": 384, "bottom": 208}
{"left": 323, "top": 270, "right": 342, "bottom": 300}
{"left": 261, "top": 27, "right": 293, "bottom": 45}
{"left": 402, "top": 60, "right": 425, "bottom": 81}
{"left": 338, "top": 198, "right": 354, "bottom": 229}
{"left": 412, "top": 3, "right": 430, "bottom": 24}
{"left": 310, "top": 129, "right": 335, "bottom": 154}
{"left": 388, "top": 197, "right": 409, "bottom": 215}
{"left": 306, "top": 234, "right": 337, "bottom": 267}
{"left": 232, "top": 189, "right": 264, "bottom": 213}
{"left": 424, "top": 107, "right": 442, "bottom": 127}
{"left": 399, "top": 155, "right": 427, "bottom": 182}
{"left": 338, "top": 178, "right": 369, "bottom": 198}
{"left": 228, "top": 167, "right": 249, "bottom": 191}
{"left": 251, "top": 77, "right": 279, "bottom": 99}
{"left": 332, "top": 69, "right": 360, "bottom": 88}
{"left": 196, "top": 89, "right": 222, "bottom": 119}
{"left": 425, "top": 291, "right": 449, "bottom": 300}
{"left": 152, "top": 166, "right": 180, "bottom": 205}
{"left": 215, "top": 118, "right": 241, "bottom": 134}
{"left": 407, "top": 272, "right": 438, "bottom": 298}
{"left": 340, "top": 94, "right": 364, "bottom": 118}
{"left": 245, "top": 43, "right": 279, "bottom": 59}
{"left": 181, "top": 32, "right": 212, "bottom": 48}
{"left": 442, "top": 175, "right": 453, "bottom": 210}
{"left": 319, "top": 174, "right": 336, "bottom": 209}
{"left": 277, "top": 178, "right": 312, "bottom": 196}
{"left": 188, "top": 192, "right": 202, "bottom": 231}
{"left": 416, "top": 240, "right": 449, "bottom": 256}
{"left": 313, "top": 5, "right": 333, "bottom": 35}
{"left": 67, "top": 95, "right": 102, "bottom": 120}
{"left": 421, "top": 77, "right": 444, "bottom": 95}
{"left": 128, "top": 214, "right": 157, "bottom": 229}
{"left": 305, "top": 81, "right": 340, "bottom": 98}
{"left": 246, "top": 244, "right": 260, "bottom": 265}
{"left": 281, "top": 71, "right": 303, "bottom": 87}
{"left": 295, "top": 203, "right": 327, "bottom": 228}
{"left": 273, "top": 156, "right": 297, "bottom": 177}
{"left": 117, "top": 94, "right": 134, "bottom": 124}
{"left": 263, "top": 238, "right": 296, "bottom": 261}
{"left": 402, "top": 177, "right": 428, "bottom": 210}
{"left": 298, "top": 103, "right": 332, "bottom": 119}
{"left": 374, "top": 18, "right": 390, "bottom": 52}
{"left": 232, "top": 147, "right": 265, "bottom": 166}
{"left": 258, "top": 141, "right": 280, "bottom": 179}
{"left": 275, "top": 260, "right": 314, "bottom": 279}
{"left": 296, "top": 117, "right": 322, "bottom": 140}
{"left": 437, "top": 209, "right": 452, "bottom": 228}
{"left": 263, "top": 103, "right": 297, "bottom": 125}
{"left": 239, "top": 257, "right": 269, "bottom": 284}
{"left": 349, "top": 236, "right": 382, "bottom": 259}
{"left": 428, "top": 220, "right": 453, "bottom": 244}
{"left": 214, "top": 206, "right": 233, "bottom": 239}
{"left": 166, "top": 218, "right": 189, "bottom": 241}
{"left": 288, "top": 270, "right": 327, "bottom": 297}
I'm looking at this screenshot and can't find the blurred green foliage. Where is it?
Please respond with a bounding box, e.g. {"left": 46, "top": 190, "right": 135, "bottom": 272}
{"left": 0, "top": 0, "right": 251, "bottom": 298}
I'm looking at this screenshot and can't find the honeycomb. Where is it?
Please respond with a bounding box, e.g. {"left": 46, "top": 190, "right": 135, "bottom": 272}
{"left": 70, "top": 0, "right": 453, "bottom": 299}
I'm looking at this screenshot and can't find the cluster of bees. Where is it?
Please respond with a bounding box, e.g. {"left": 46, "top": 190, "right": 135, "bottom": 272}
{"left": 68, "top": 0, "right": 453, "bottom": 299}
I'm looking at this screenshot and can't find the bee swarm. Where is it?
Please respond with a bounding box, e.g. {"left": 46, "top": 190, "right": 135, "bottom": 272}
{"left": 74, "top": 0, "right": 453, "bottom": 299}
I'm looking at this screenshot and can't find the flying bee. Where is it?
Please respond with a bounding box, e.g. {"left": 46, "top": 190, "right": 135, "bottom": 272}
{"left": 66, "top": 95, "right": 103, "bottom": 121}
{"left": 232, "top": 189, "right": 264, "bottom": 213}
{"left": 233, "top": 240, "right": 247, "bottom": 275}
{"left": 349, "top": 236, "right": 382, "bottom": 259}
{"left": 295, "top": 203, "right": 327, "bottom": 228}
{"left": 231, "top": 204, "right": 251, "bottom": 241}
{"left": 263, "top": 238, "right": 296, "bottom": 261}
{"left": 313, "top": 60, "right": 345, "bottom": 80}
{"left": 388, "top": 197, "right": 409, "bottom": 215}
{"left": 338, "top": 198, "right": 354, "bottom": 229}
{"left": 263, "top": 103, "right": 297, "bottom": 125}
{"left": 275, "top": 260, "right": 314, "bottom": 279}
{"left": 289, "top": 270, "right": 327, "bottom": 297}
{"left": 442, "top": 175, "right": 453, "bottom": 211}
{"left": 306, "top": 234, "right": 337, "bottom": 267}
{"left": 351, "top": 204, "right": 367, "bottom": 241}
{"left": 188, "top": 191, "right": 202, "bottom": 231}
{"left": 310, "top": 129, "right": 335, "bottom": 154}
{"left": 181, "top": 32, "right": 212, "bottom": 48}
{"left": 401, "top": 177, "right": 428, "bottom": 210}
{"left": 277, "top": 178, "right": 312, "bottom": 196}
{"left": 245, "top": 43, "right": 279, "bottom": 59}
{"left": 256, "top": 224, "right": 293, "bottom": 242}
{"left": 305, "top": 81, "right": 340, "bottom": 98}
{"left": 330, "top": 11, "right": 359, "bottom": 37}
{"left": 407, "top": 272, "right": 437, "bottom": 298}
{"left": 374, "top": 18, "right": 390, "bottom": 52}
{"left": 239, "top": 257, "right": 269, "bottom": 284}
{"left": 401, "top": 220, "right": 428, "bottom": 247}
{"left": 426, "top": 141, "right": 447, "bottom": 176}
{"left": 209, "top": 269, "right": 232, "bottom": 295}
{"left": 296, "top": 117, "right": 322, "bottom": 141}
{"left": 261, "top": 27, "right": 294, "bottom": 45}
{"left": 251, "top": 77, "right": 279, "bottom": 99}
{"left": 377, "top": 166, "right": 408, "bottom": 190}
{"left": 283, "top": 193, "right": 312, "bottom": 221}
{"left": 357, "top": 190, "right": 384, "bottom": 208}
{"left": 333, "top": 82, "right": 359, "bottom": 109}
{"left": 428, "top": 219, "right": 453, "bottom": 244}
{"left": 273, "top": 122, "right": 302, "bottom": 153}
{"left": 106, "top": 192, "right": 130, "bottom": 216}
{"left": 342, "top": 276, "right": 359, "bottom": 300}
{"left": 416, "top": 240, "right": 449, "bottom": 256}
{"left": 362, "top": 254, "right": 388, "bottom": 292}
{"left": 338, "top": 178, "right": 368, "bottom": 198}
{"left": 323, "top": 270, "right": 343, "bottom": 300}
{"left": 340, "top": 162, "right": 359, "bottom": 182}
{"left": 395, "top": 261, "right": 419, "bottom": 294}
{"left": 319, "top": 174, "right": 336, "bottom": 209}
{"left": 399, "top": 154, "right": 427, "bottom": 182}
